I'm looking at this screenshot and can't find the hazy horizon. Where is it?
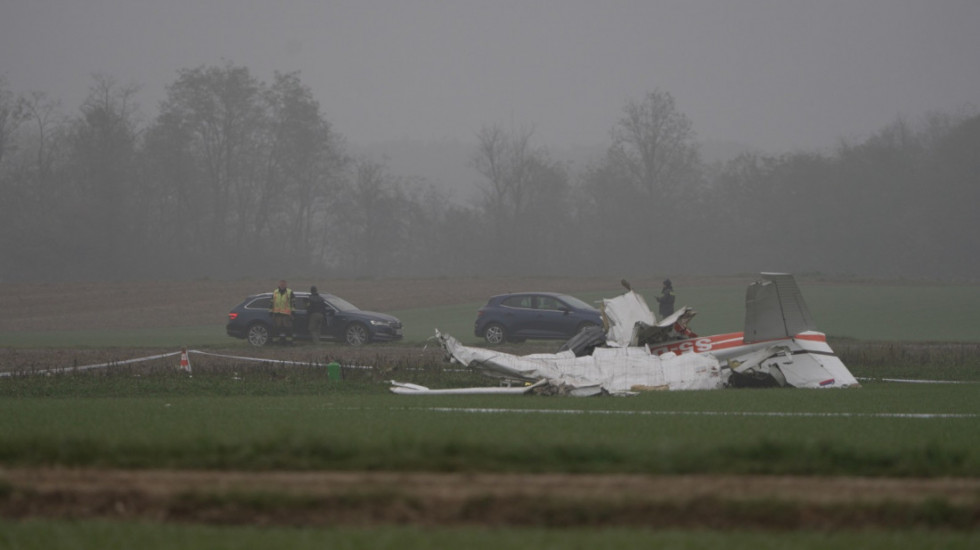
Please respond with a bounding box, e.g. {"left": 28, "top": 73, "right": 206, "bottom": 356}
{"left": 3, "top": 0, "right": 978, "bottom": 155}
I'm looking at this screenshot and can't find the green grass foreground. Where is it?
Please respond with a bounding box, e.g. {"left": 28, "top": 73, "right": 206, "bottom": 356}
{"left": 1, "top": 520, "right": 978, "bottom": 550}
{"left": 2, "top": 358, "right": 979, "bottom": 543}
{"left": 1, "top": 366, "right": 978, "bottom": 477}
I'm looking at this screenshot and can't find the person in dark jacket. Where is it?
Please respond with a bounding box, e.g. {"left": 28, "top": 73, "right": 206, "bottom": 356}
{"left": 655, "top": 278, "right": 675, "bottom": 318}
{"left": 307, "top": 285, "right": 327, "bottom": 344}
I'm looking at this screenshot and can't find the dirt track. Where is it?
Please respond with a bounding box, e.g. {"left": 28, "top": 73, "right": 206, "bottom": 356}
{"left": 4, "top": 468, "right": 978, "bottom": 528}
{"left": 0, "top": 275, "right": 751, "bottom": 333}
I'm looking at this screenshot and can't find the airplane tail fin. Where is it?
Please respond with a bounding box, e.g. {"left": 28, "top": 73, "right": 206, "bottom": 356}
{"left": 743, "top": 273, "right": 817, "bottom": 343}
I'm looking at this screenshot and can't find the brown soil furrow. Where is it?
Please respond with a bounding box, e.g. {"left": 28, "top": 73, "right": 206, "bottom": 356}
{"left": 3, "top": 469, "right": 979, "bottom": 528}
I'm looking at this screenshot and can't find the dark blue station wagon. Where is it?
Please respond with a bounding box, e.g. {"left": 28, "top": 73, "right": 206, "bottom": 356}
{"left": 227, "top": 291, "right": 403, "bottom": 347}
{"left": 473, "top": 292, "right": 603, "bottom": 345}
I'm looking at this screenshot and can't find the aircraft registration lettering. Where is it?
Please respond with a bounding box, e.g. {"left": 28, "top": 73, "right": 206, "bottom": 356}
{"left": 676, "top": 338, "right": 714, "bottom": 353}
{"left": 653, "top": 333, "right": 745, "bottom": 356}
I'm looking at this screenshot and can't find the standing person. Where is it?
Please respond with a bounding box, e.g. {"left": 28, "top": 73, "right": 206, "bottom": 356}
{"left": 307, "top": 285, "right": 327, "bottom": 344}
{"left": 270, "top": 279, "right": 295, "bottom": 345}
{"left": 655, "top": 278, "right": 676, "bottom": 318}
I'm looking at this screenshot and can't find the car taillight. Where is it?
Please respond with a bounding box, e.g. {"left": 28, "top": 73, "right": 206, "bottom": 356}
{"left": 228, "top": 312, "right": 238, "bottom": 320}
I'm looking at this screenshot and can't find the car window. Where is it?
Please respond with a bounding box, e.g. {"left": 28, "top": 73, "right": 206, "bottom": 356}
{"left": 501, "top": 295, "right": 533, "bottom": 309}
{"left": 537, "top": 296, "right": 562, "bottom": 310}
{"left": 559, "top": 295, "right": 595, "bottom": 311}
{"left": 325, "top": 295, "right": 358, "bottom": 311}
{"left": 295, "top": 297, "right": 310, "bottom": 310}
{"left": 247, "top": 297, "right": 272, "bottom": 309}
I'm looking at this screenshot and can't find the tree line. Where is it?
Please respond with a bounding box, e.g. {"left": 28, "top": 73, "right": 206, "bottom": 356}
{"left": 1, "top": 64, "right": 977, "bottom": 282}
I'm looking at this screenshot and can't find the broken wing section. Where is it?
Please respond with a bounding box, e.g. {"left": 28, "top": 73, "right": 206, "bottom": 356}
{"left": 431, "top": 330, "right": 724, "bottom": 396}
{"left": 726, "top": 339, "right": 858, "bottom": 389}
{"left": 390, "top": 380, "right": 545, "bottom": 395}
{"left": 781, "top": 335, "right": 859, "bottom": 388}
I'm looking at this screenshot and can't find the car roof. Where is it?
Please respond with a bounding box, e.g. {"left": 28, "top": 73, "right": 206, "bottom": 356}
{"left": 248, "top": 291, "right": 339, "bottom": 300}
{"left": 491, "top": 291, "right": 572, "bottom": 299}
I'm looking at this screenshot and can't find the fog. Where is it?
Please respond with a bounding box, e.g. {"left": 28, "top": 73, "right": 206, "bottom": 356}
{"left": 1, "top": 1, "right": 978, "bottom": 282}
{"left": 4, "top": 0, "right": 978, "bottom": 152}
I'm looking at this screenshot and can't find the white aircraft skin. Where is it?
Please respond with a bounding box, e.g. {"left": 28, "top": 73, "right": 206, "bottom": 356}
{"left": 647, "top": 330, "right": 858, "bottom": 389}
{"left": 391, "top": 273, "right": 859, "bottom": 395}
{"left": 645, "top": 273, "right": 859, "bottom": 389}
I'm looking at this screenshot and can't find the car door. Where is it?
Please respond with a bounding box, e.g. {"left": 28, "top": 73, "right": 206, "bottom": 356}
{"left": 320, "top": 299, "right": 342, "bottom": 341}
{"left": 292, "top": 295, "right": 311, "bottom": 338}
{"left": 498, "top": 294, "right": 536, "bottom": 338}
{"left": 528, "top": 295, "right": 577, "bottom": 338}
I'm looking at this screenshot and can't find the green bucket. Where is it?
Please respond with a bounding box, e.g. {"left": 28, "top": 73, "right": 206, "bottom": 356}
{"left": 327, "top": 361, "right": 342, "bottom": 381}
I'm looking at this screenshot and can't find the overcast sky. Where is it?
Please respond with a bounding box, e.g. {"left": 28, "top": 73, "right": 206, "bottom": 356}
{"left": 3, "top": 0, "right": 978, "bottom": 153}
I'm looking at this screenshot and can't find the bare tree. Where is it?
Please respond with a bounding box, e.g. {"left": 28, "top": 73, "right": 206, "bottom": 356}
{"left": 0, "top": 76, "right": 27, "bottom": 166}
{"left": 576, "top": 90, "right": 704, "bottom": 272}
{"left": 473, "top": 124, "right": 556, "bottom": 221}
{"left": 66, "top": 75, "right": 143, "bottom": 275}
{"left": 470, "top": 124, "right": 569, "bottom": 271}
{"left": 0, "top": 90, "right": 70, "bottom": 280}
{"left": 330, "top": 157, "right": 410, "bottom": 276}
{"left": 20, "top": 91, "right": 64, "bottom": 187}
{"left": 261, "top": 71, "right": 347, "bottom": 262}
{"left": 150, "top": 62, "right": 266, "bottom": 263}
{"left": 609, "top": 89, "right": 701, "bottom": 200}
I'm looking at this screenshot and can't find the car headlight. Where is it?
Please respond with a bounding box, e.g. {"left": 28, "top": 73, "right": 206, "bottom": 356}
{"left": 369, "top": 320, "right": 391, "bottom": 327}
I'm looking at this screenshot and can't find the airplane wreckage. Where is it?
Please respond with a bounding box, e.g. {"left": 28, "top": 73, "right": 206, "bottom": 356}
{"left": 391, "top": 273, "right": 859, "bottom": 396}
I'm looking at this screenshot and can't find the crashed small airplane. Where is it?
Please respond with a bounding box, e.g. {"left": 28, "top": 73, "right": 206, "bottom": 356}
{"left": 391, "top": 273, "right": 859, "bottom": 396}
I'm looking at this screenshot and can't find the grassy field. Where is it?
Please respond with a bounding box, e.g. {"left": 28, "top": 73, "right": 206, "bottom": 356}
{"left": 0, "top": 384, "right": 976, "bottom": 476}
{"left": 1, "top": 277, "right": 979, "bottom": 545}
{"left": 2, "top": 520, "right": 978, "bottom": 550}
{"left": 1, "top": 367, "right": 979, "bottom": 546}
{"left": 1, "top": 369, "right": 978, "bottom": 476}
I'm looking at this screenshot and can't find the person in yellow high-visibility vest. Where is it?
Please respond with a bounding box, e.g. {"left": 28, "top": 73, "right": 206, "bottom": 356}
{"left": 270, "top": 279, "right": 295, "bottom": 345}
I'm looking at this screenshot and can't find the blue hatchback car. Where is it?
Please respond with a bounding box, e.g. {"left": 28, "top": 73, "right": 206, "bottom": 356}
{"left": 226, "top": 291, "right": 403, "bottom": 347}
{"left": 473, "top": 292, "right": 603, "bottom": 345}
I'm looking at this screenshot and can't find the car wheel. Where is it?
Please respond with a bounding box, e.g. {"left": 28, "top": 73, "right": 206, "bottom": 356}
{"left": 345, "top": 323, "right": 370, "bottom": 346}
{"left": 247, "top": 323, "right": 270, "bottom": 347}
{"left": 483, "top": 323, "right": 506, "bottom": 345}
